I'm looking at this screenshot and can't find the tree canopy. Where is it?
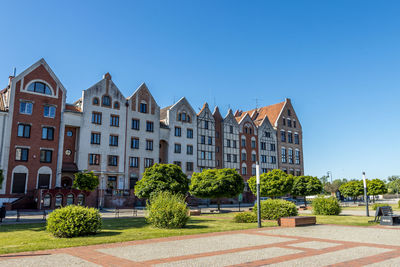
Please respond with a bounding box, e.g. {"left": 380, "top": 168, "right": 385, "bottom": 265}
{"left": 339, "top": 180, "right": 364, "bottom": 200}
{"left": 291, "top": 175, "right": 323, "bottom": 206}
{"left": 189, "top": 168, "right": 244, "bottom": 211}
{"left": 134, "top": 163, "right": 189, "bottom": 198}
{"left": 367, "top": 178, "right": 387, "bottom": 201}
{"left": 248, "top": 169, "right": 293, "bottom": 198}
{"left": 324, "top": 179, "right": 346, "bottom": 195}
{"left": 73, "top": 170, "right": 99, "bottom": 191}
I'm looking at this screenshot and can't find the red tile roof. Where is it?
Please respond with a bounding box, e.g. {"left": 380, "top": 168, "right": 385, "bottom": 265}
{"left": 65, "top": 104, "right": 82, "bottom": 112}
{"left": 246, "top": 101, "right": 285, "bottom": 126}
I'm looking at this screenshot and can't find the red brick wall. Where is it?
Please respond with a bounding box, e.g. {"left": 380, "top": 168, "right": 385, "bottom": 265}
{"left": 62, "top": 127, "right": 77, "bottom": 164}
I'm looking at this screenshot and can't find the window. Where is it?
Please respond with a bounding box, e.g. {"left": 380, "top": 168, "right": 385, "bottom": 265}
{"left": 43, "top": 194, "right": 51, "bottom": 208}
{"left": 173, "top": 161, "right": 181, "bottom": 167}
{"left": 271, "top": 156, "right": 277, "bottom": 164}
{"left": 241, "top": 138, "right": 246, "bottom": 147}
{"left": 77, "top": 194, "right": 85, "bottom": 206}
{"left": 67, "top": 130, "right": 73, "bottom": 137}
{"left": 265, "top": 131, "right": 271, "bottom": 138}
{"left": 208, "top": 152, "right": 212, "bottom": 160}
{"left": 186, "top": 162, "right": 193, "bottom": 171}
{"left": 244, "top": 127, "right": 248, "bottom": 134}
{"left": 146, "top": 140, "right": 153, "bottom": 151}
{"left": 288, "top": 132, "right": 293, "bottom": 143}
{"left": 66, "top": 194, "right": 74, "bottom": 205}
{"left": 110, "top": 115, "right": 119, "bottom": 127}
{"left": 44, "top": 106, "right": 56, "bottom": 118}
{"left": 208, "top": 136, "right": 212, "bottom": 145}
{"left": 89, "top": 154, "right": 100, "bottom": 165}
{"left": 251, "top": 153, "right": 256, "bottom": 162}
{"left": 187, "top": 145, "right": 193, "bottom": 155}
{"left": 216, "top": 146, "right": 219, "bottom": 153}
{"left": 187, "top": 129, "right": 193, "bottom": 138}
{"left": 131, "top": 137, "right": 139, "bottom": 149}
{"left": 55, "top": 194, "right": 63, "bottom": 208}
{"left": 270, "top": 143, "right": 276, "bottom": 151}
{"left": 114, "top": 101, "right": 120, "bottom": 109}
{"left": 288, "top": 148, "right": 293, "bottom": 164}
{"left": 178, "top": 112, "right": 191, "bottom": 122}
{"left": 288, "top": 109, "right": 291, "bottom": 116}
{"left": 91, "top": 132, "right": 101, "bottom": 144}
{"left": 294, "top": 133, "right": 299, "bottom": 144}
{"left": 282, "top": 118, "right": 286, "bottom": 126}
{"left": 281, "top": 148, "right": 287, "bottom": 163}
{"left": 92, "top": 112, "right": 102, "bottom": 124}
{"left": 287, "top": 119, "right": 292, "bottom": 127}
{"left": 252, "top": 167, "right": 256, "bottom": 176}
{"left": 15, "top": 148, "right": 29, "bottom": 161}
{"left": 227, "top": 154, "right": 231, "bottom": 162}
{"left": 108, "top": 155, "right": 118, "bottom": 166}
{"left": 262, "top": 168, "right": 268, "bottom": 173}
{"left": 251, "top": 140, "right": 256, "bottom": 148}
{"left": 261, "top": 155, "right": 267, "bottom": 163}
{"left": 294, "top": 121, "right": 297, "bottom": 128}
{"left": 109, "top": 135, "right": 118, "bottom": 146}
{"left": 229, "top": 126, "right": 233, "bottom": 133}
{"left": 140, "top": 102, "right": 147, "bottom": 113}
{"left": 145, "top": 158, "right": 154, "bottom": 168}
{"left": 295, "top": 150, "right": 300, "bottom": 164}
{"left": 131, "top": 119, "right": 140, "bottom": 130}
{"left": 216, "top": 131, "right": 219, "bottom": 138}
{"left": 241, "top": 152, "right": 246, "bottom": 161}
{"left": 261, "top": 142, "right": 266, "bottom": 150}
{"left": 38, "top": 174, "right": 50, "bottom": 189}
{"left": 296, "top": 170, "right": 301, "bottom": 176}
{"left": 146, "top": 121, "right": 154, "bottom": 132}
{"left": 200, "top": 135, "right": 205, "bottom": 144}
{"left": 40, "top": 149, "right": 52, "bottom": 163}
{"left": 175, "top": 127, "right": 181, "bottom": 137}
{"left": 27, "top": 81, "right": 52, "bottom": 95}
{"left": 233, "top": 140, "right": 237, "bottom": 148}
{"left": 93, "top": 97, "right": 99, "bottom": 105}
{"left": 201, "top": 151, "right": 206, "bottom": 159}
{"left": 204, "top": 121, "right": 209, "bottom": 129}
{"left": 281, "top": 131, "right": 286, "bottom": 142}
{"left": 102, "top": 95, "right": 111, "bottom": 106}
{"left": 233, "top": 154, "right": 237, "bottom": 163}
{"left": 249, "top": 127, "right": 252, "bottom": 134}
{"left": 12, "top": 173, "right": 26, "bottom": 193}
{"left": 174, "top": 143, "right": 181, "bottom": 153}
{"left": 42, "top": 127, "right": 54, "bottom": 140}
{"left": 17, "top": 124, "right": 31, "bottom": 138}
{"left": 227, "top": 139, "right": 231, "bottom": 147}
{"left": 242, "top": 166, "right": 247, "bottom": 175}
{"left": 20, "top": 101, "right": 33, "bottom": 115}
{"left": 129, "top": 157, "right": 139, "bottom": 168}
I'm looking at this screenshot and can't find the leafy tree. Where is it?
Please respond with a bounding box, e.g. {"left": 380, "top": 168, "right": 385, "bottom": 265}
{"left": 339, "top": 180, "right": 364, "bottom": 202}
{"left": 189, "top": 168, "right": 244, "bottom": 211}
{"left": 388, "top": 175, "right": 400, "bottom": 182}
{"left": 324, "top": 179, "right": 346, "bottom": 196}
{"left": 0, "top": 169, "right": 3, "bottom": 189}
{"left": 291, "top": 176, "right": 323, "bottom": 207}
{"left": 134, "top": 164, "right": 189, "bottom": 199}
{"left": 73, "top": 170, "right": 99, "bottom": 191}
{"left": 367, "top": 179, "right": 387, "bottom": 202}
{"left": 388, "top": 179, "right": 400, "bottom": 195}
{"left": 248, "top": 169, "right": 294, "bottom": 198}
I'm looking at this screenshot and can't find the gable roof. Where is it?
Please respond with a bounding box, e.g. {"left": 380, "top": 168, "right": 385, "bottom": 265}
{"left": 160, "top": 105, "right": 172, "bottom": 121}
{"left": 246, "top": 100, "right": 285, "bottom": 126}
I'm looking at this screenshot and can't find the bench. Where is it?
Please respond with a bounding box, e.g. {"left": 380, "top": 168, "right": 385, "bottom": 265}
{"left": 16, "top": 210, "right": 47, "bottom": 222}
{"left": 279, "top": 216, "right": 316, "bottom": 227}
{"left": 210, "top": 209, "right": 220, "bottom": 213}
{"left": 374, "top": 206, "right": 400, "bottom": 226}
{"left": 115, "top": 208, "right": 138, "bottom": 218}
{"left": 189, "top": 208, "right": 201, "bottom": 216}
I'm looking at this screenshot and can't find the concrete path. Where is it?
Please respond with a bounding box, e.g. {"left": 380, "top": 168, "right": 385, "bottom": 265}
{"left": 1, "top": 224, "right": 400, "bottom": 266}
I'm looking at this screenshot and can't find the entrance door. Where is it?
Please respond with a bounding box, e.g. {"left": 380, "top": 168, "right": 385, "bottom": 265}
{"left": 38, "top": 174, "right": 50, "bottom": 189}
{"left": 12, "top": 173, "right": 26, "bottom": 193}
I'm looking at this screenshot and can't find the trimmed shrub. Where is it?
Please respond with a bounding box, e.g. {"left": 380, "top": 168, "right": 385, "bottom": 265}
{"left": 312, "top": 196, "right": 341, "bottom": 215}
{"left": 46, "top": 205, "right": 102, "bottom": 238}
{"left": 233, "top": 212, "right": 257, "bottom": 223}
{"left": 372, "top": 203, "right": 388, "bottom": 210}
{"left": 253, "top": 199, "right": 298, "bottom": 220}
{"left": 146, "top": 191, "right": 189, "bottom": 228}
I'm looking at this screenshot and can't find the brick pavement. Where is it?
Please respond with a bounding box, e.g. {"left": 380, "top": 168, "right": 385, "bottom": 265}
{"left": 1, "top": 225, "right": 400, "bottom": 266}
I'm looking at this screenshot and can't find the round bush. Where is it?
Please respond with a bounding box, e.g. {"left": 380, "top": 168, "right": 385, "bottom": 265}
{"left": 146, "top": 191, "right": 189, "bottom": 228}
{"left": 312, "top": 196, "right": 341, "bottom": 215}
{"left": 372, "top": 203, "right": 388, "bottom": 210}
{"left": 233, "top": 212, "right": 257, "bottom": 223}
{"left": 46, "top": 205, "right": 102, "bottom": 238}
{"left": 253, "top": 199, "right": 298, "bottom": 220}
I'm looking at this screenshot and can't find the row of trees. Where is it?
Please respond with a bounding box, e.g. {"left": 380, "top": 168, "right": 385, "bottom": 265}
{"left": 338, "top": 179, "right": 387, "bottom": 202}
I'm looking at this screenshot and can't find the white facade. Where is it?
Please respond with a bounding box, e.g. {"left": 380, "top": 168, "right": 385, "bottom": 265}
{"left": 257, "top": 118, "right": 278, "bottom": 173}
{"left": 197, "top": 103, "right": 216, "bottom": 170}
{"left": 222, "top": 109, "right": 240, "bottom": 170}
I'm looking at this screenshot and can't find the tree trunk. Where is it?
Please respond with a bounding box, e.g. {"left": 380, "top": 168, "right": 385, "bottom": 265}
{"left": 217, "top": 199, "right": 221, "bottom": 212}
{"left": 304, "top": 196, "right": 307, "bottom": 207}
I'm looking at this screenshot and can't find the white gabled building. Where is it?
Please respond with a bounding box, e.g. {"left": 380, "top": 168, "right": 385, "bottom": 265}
{"left": 222, "top": 109, "right": 240, "bottom": 170}
{"left": 197, "top": 103, "right": 216, "bottom": 170}
{"left": 254, "top": 115, "right": 278, "bottom": 173}
{"left": 160, "top": 97, "right": 198, "bottom": 176}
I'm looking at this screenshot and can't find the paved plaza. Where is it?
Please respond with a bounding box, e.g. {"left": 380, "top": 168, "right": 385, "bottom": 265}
{"left": 1, "top": 224, "right": 400, "bottom": 266}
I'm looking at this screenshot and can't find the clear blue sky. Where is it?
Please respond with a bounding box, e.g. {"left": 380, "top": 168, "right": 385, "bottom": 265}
{"left": 1, "top": 1, "right": 399, "bottom": 180}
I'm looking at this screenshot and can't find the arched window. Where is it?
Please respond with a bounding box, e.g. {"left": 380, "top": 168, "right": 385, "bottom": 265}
{"left": 55, "top": 194, "right": 63, "bottom": 208}
{"left": 113, "top": 101, "right": 120, "bottom": 109}
{"left": 66, "top": 194, "right": 74, "bottom": 205}
{"left": 77, "top": 194, "right": 85, "bottom": 206}
{"left": 43, "top": 194, "right": 51, "bottom": 208}
{"left": 178, "top": 112, "right": 191, "bottom": 122}
{"left": 93, "top": 97, "right": 99, "bottom": 105}
{"left": 102, "top": 95, "right": 111, "bottom": 106}
{"left": 27, "top": 82, "right": 52, "bottom": 95}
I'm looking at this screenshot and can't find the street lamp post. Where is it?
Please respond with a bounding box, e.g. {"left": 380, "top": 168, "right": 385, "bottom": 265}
{"left": 256, "top": 162, "right": 261, "bottom": 228}
{"left": 362, "top": 172, "right": 369, "bottom": 217}
{"left": 327, "top": 171, "right": 333, "bottom": 183}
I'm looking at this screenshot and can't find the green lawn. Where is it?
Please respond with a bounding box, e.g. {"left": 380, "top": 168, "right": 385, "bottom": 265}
{"left": 342, "top": 204, "right": 400, "bottom": 211}
{"left": 0, "top": 216, "right": 275, "bottom": 255}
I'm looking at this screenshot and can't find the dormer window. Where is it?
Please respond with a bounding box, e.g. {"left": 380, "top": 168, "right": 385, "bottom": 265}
{"left": 288, "top": 109, "right": 291, "bottom": 116}
{"left": 27, "top": 81, "right": 52, "bottom": 95}
{"left": 114, "top": 101, "right": 120, "bottom": 109}
{"left": 140, "top": 102, "right": 147, "bottom": 113}
{"left": 102, "top": 95, "right": 111, "bottom": 106}
{"left": 93, "top": 97, "right": 99, "bottom": 105}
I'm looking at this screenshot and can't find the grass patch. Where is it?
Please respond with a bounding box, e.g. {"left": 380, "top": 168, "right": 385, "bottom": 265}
{"left": 342, "top": 204, "right": 400, "bottom": 211}
{"left": 0, "top": 216, "right": 273, "bottom": 255}
{"left": 301, "top": 214, "right": 378, "bottom": 226}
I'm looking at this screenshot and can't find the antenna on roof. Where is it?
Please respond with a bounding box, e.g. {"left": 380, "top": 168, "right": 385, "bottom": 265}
{"left": 253, "top": 98, "right": 262, "bottom": 109}
{"left": 13, "top": 68, "right": 16, "bottom": 76}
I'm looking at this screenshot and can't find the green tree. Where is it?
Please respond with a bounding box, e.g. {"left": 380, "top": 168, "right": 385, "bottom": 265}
{"left": 387, "top": 176, "right": 400, "bottom": 195}
{"left": 248, "top": 169, "right": 294, "bottom": 198}
{"left": 324, "top": 179, "right": 346, "bottom": 197}
{"left": 73, "top": 170, "right": 99, "bottom": 191}
{"left": 189, "top": 168, "right": 244, "bottom": 211}
{"left": 291, "top": 176, "right": 323, "bottom": 207}
{"left": 134, "top": 163, "right": 189, "bottom": 199}
{"left": 339, "top": 180, "right": 363, "bottom": 202}
{"left": 367, "top": 179, "right": 387, "bottom": 202}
